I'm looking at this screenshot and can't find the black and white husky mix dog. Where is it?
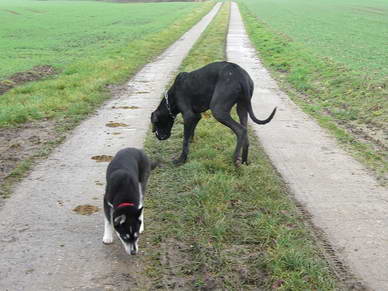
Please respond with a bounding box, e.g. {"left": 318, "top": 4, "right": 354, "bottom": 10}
{"left": 103, "top": 147, "right": 151, "bottom": 255}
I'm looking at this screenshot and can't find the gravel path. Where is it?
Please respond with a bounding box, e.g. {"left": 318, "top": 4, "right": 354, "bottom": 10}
{"left": 0, "top": 4, "right": 220, "bottom": 290}
{"left": 227, "top": 2, "right": 388, "bottom": 290}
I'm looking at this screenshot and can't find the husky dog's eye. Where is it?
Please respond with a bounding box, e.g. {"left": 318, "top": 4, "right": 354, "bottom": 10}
{"left": 124, "top": 234, "right": 130, "bottom": 239}
{"left": 134, "top": 233, "right": 138, "bottom": 238}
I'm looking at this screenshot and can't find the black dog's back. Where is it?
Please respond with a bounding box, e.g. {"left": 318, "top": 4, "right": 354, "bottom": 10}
{"left": 104, "top": 148, "right": 150, "bottom": 217}
{"left": 174, "top": 62, "right": 254, "bottom": 111}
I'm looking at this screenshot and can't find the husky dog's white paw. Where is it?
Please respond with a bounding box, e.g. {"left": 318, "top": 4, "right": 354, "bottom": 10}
{"left": 103, "top": 235, "right": 114, "bottom": 244}
{"left": 103, "top": 217, "right": 114, "bottom": 244}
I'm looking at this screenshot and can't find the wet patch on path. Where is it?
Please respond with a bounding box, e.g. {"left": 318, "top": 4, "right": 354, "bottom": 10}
{"left": 105, "top": 122, "right": 128, "bottom": 127}
{"left": 73, "top": 204, "right": 100, "bottom": 215}
{"left": 112, "top": 106, "right": 139, "bottom": 110}
{"left": 91, "top": 155, "right": 113, "bottom": 162}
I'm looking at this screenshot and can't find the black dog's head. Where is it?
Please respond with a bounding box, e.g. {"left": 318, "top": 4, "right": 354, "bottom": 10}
{"left": 113, "top": 205, "right": 143, "bottom": 255}
{"left": 151, "top": 72, "right": 189, "bottom": 140}
{"left": 151, "top": 108, "right": 175, "bottom": 140}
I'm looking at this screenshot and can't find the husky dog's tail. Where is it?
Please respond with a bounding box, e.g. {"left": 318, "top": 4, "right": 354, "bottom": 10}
{"left": 150, "top": 160, "right": 160, "bottom": 170}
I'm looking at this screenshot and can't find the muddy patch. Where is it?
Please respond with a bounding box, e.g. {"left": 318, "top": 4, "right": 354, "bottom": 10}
{"left": 105, "top": 122, "right": 128, "bottom": 128}
{"left": 158, "top": 239, "right": 196, "bottom": 290}
{"left": 155, "top": 239, "right": 260, "bottom": 290}
{"left": 0, "top": 65, "right": 56, "bottom": 95}
{"left": 112, "top": 106, "right": 139, "bottom": 110}
{"left": 73, "top": 204, "right": 99, "bottom": 215}
{"left": 0, "top": 120, "right": 58, "bottom": 197}
{"left": 24, "top": 8, "right": 45, "bottom": 14}
{"left": 91, "top": 155, "right": 113, "bottom": 162}
{"left": 2, "top": 9, "right": 20, "bottom": 15}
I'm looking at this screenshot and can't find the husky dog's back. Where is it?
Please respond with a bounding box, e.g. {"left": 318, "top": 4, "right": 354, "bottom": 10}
{"left": 103, "top": 147, "right": 151, "bottom": 255}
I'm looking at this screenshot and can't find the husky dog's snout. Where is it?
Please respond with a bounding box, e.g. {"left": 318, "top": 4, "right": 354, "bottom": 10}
{"left": 122, "top": 240, "right": 138, "bottom": 255}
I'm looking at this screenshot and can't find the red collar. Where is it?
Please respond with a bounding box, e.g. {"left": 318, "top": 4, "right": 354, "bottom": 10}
{"left": 117, "top": 202, "right": 135, "bottom": 208}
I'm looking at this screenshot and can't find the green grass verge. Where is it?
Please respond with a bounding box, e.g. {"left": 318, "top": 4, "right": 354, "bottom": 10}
{"left": 238, "top": 2, "right": 387, "bottom": 181}
{"left": 142, "top": 2, "right": 338, "bottom": 289}
{"left": 0, "top": 1, "right": 213, "bottom": 127}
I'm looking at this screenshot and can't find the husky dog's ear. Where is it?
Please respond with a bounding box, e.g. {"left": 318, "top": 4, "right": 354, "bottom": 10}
{"left": 114, "top": 214, "right": 126, "bottom": 225}
{"left": 151, "top": 112, "right": 158, "bottom": 123}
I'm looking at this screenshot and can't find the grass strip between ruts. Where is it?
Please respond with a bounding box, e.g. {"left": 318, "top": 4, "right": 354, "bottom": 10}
{"left": 142, "top": 2, "right": 338, "bottom": 289}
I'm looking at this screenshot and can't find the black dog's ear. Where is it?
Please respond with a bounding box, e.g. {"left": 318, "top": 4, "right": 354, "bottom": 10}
{"left": 151, "top": 112, "right": 158, "bottom": 123}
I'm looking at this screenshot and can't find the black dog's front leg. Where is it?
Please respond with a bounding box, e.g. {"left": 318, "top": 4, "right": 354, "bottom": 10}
{"left": 173, "top": 113, "right": 201, "bottom": 165}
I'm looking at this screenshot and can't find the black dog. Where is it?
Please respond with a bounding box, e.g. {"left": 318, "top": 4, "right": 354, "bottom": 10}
{"left": 103, "top": 148, "right": 151, "bottom": 255}
{"left": 151, "top": 61, "right": 276, "bottom": 166}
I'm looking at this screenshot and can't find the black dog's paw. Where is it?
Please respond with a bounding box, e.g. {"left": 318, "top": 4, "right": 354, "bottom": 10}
{"left": 234, "top": 158, "right": 242, "bottom": 168}
{"left": 172, "top": 157, "right": 186, "bottom": 166}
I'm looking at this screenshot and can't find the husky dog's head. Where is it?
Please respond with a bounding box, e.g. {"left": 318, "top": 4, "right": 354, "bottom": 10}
{"left": 113, "top": 204, "right": 143, "bottom": 255}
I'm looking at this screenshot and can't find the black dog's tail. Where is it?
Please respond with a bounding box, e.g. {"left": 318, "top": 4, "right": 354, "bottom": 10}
{"left": 247, "top": 103, "right": 277, "bottom": 125}
{"left": 239, "top": 72, "right": 277, "bottom": 125}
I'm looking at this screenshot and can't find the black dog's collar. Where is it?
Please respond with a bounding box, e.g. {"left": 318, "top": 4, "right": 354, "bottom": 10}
{"left": 164, "top": 91, "right": 176, "bottom": 119}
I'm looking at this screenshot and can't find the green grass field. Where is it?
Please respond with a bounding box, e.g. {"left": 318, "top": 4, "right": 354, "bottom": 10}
{"left": 0, "top": 0, "right": 202, "bottom": 78}
{"left": 239, "top": 0, "right": 388, "bottom": 179}
{"left": 0, "top": 0, "right": 213, "bottom": 127}
{"left": 241, "top": 0, "right": 388, "bottom": 79}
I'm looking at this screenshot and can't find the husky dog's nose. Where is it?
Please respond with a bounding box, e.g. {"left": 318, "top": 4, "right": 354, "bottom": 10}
{"left": 131, "top": 249, "right": 137, "bottom": 255}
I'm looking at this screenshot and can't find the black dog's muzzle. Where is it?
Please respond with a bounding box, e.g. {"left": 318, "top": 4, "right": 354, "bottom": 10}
{"left": 155, "top": 130, "right": 169, "bottom": 140}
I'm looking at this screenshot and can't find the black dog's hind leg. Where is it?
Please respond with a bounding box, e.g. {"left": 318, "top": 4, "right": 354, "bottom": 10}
{"left": 211, "top": 101, "right": 247, "bottom": 167}
{"left": 237, "top": 102, "right": 249, "bottom": 164}
{"left": 174, "top": 112, "right": 201, "bottom": 165}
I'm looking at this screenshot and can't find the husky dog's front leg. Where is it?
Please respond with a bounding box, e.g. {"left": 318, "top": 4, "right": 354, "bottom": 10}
{"left": 173, "top": 112, "right": 201, "bottom": 165}
{"left": 139, "top": 183, "right": 144, "bottom": 234}
{"left": 140, "top": 210, "right": 144, "bottom": 233}
{"left": 103, "top": 216, "right": 114, "bottom": 244}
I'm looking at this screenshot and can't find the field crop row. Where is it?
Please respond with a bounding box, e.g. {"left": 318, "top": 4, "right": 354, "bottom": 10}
{"left": 241, "top": 0, "right": 388, "bottom": 79}
{"left": 0, "top": 0, "right": 202, "bottom": 78}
